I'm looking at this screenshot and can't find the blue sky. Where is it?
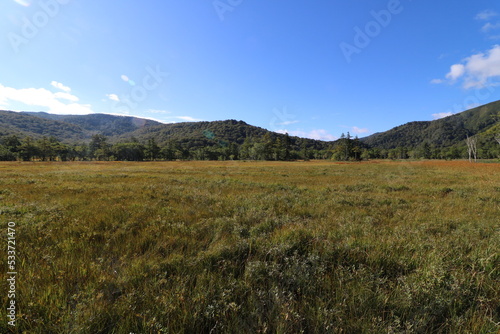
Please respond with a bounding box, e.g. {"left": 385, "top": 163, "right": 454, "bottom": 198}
{"left": 1, "top": 0, "right": 500, "bottom": 140}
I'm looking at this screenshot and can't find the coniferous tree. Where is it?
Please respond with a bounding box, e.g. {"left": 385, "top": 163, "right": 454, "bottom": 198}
{"left": 89, "top": 134, "right": 111, "bottom": 160}
{"left": 422, "top": 142, "right": 432, "bottom": 159}
{"left": 145, "top": 138, "right": 160, "bottom": 161}
{"left": 302, "top": 140, "right": 309, "bottom": 161}
{"left": 19, "top": 137, "right": 38, "bottom": 161}
{"left": 113, "top": 142, "right": 145, "bottom": 161}
{"left": 284, "top": 133, "right": 291, "bottom": 161}
{"left": 2, "top": 135, "right": 21, "bottom": 155}
{"left": 262, "top": 133, "right": 274, "bottom": 160}
{"left": 0, "top": 145, "right": 16, "bottom": 161}
{"left": 160, "top": 142, "right": 176, "bottom": 161}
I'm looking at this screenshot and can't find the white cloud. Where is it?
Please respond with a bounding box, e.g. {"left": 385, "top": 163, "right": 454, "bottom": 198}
{"left": 351, "top": 126, "right": 369, "bottom": 135}
{"left": 277, "top": 129, "right": 337, "bottom": 141}
{"left": 482, "top": 22, "right": 500, "bottom": 32}
{"left": 147, "top": 109, "right": 171, "bottom": 114}
{"left": 441, "top": 45, "right": 500, "bottom": 88}
{"left": 276, "top": 129, "right": 305, "bottom": 138}
{"left": 475, "top": 10, "right": 497, "bottom": 21}
{"left": 308, "top": 129, "right": 338, "bottom": 141}
{"left": 50, "top": 81, "right": 71, "bottom": 92}
{"left": 308, "top": 129, "right": 337, "bottom": 141}
{"left": 142, "top": 114, "right": 201, "bottom": 123}
{"left": 446, "top": 64, "right": 465, "bottom": 81}
{"left": 0, "top": 83, "right": 93, "bottom": 115}
{"left": 175, "top": 116, "right": 203, "bottom": 122}
{"left": 477, "top": 11, "right": 500, "bottom": 39}
{"left": 462, "top": 45, "right": 500, "bottom": 88}
{"left": 278, "top": 120, "right": 300, "bottom": 126}
{"left": 465, "top": 102, "right": 483, "bottom": 110}
{"left": 432, "top": 112, "right": 453, "bottom": 120}
{"left": 106, "top": 94, "right": 119, "bottom": 102}
{"left": 54, "top": 92, "right": 79, "bottom": 102}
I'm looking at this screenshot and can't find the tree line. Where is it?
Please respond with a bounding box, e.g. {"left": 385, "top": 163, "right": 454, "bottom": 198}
{"left": 0, "top": 132, "right": 498, "bottom": 162}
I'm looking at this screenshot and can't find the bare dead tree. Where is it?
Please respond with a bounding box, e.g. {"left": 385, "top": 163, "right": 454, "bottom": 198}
{"left": 466, "top": 135, "right": 477, "bottom": 163}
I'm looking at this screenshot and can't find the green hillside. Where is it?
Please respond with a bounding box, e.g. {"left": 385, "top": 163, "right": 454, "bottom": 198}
{"left": 0, "top": 101, "right": 498, "bottom": 161}
{"left": 0, "top": 111, "right": 335, "bottom": 161}
{"left": 22, "top": 112, "right": 161, "bottom": 137}
{"left": 0, "top": 110, "right": 87, "bottom": 142}
{"left": 121, "top": 119, "right": 328, "bottom": 150}
{"left": 362, "top": 100, "right": 500, "bottom": 149}
{"left": 1, "top": 111, "right": 329, "bottom": 150}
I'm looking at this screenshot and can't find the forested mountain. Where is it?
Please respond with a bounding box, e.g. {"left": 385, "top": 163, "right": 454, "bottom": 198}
{"left": 0, "top": 110, "right": 87, "bottom": 142}
{"left": 120, "top": 119, "right": 328, "bottom": 150}
{"left": 0, "top": 110, "right": 335, "bottom": 161}
{"left": 0, "top": 110, "right": 161, "bottom": 142}
{"left": 0, "top": 99, "right": 498, "bottom": 162}
{"left": 1, "top": 110, "right": 328, "bottom": 149}
{"left": 21, "top": 112, "right": 161, "bottom": 137}
{"left": 362, "top": 100, "right": 500, "bottom": 149}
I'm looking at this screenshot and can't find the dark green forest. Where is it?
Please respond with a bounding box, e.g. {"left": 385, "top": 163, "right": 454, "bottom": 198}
{"left": 0, "top": 133, "right": 336, "bottom": 162}
{"left": 0, "top": 101, "right": 499, "bottom": 161}
{"left": 1, "top": 131, "right": 498, "bottom": 162}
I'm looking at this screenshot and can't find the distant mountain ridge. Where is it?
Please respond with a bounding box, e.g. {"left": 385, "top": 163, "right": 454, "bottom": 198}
{"left": 0, "top": 99, "right": 499, "bottom": 152}
{"left": 0, "top": 110, "right": 86, "bottom": 141}
{"left": 21, "top": 112, "right": 162, "bottom": 137}
{"left": 0, "top": 110, "right": 328, "bottom": 151}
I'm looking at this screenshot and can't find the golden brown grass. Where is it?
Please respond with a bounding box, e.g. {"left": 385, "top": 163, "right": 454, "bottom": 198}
{"left": 0, "top": 160, "right": 498, "bottom": 333}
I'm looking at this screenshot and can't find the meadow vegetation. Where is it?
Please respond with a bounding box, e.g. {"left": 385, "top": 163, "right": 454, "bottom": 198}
{"left": 0, "top": 160, "right": 498, "bottom": 333}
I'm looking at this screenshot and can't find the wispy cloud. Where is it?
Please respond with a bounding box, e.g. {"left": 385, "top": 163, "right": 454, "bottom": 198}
{"left": 140, "top": 112, "right": 201, "bottom": 123}
{"left": 475, "top": 10, "right": 497, "bottom": 21}
{"left": 277, "top": 129, "right": 337, "bottom": 141}
{"left": 430, "top": 78, "right": 445, "bottom": 84}
{"left": 175, "top": 116, "right": 203, "bottom": 122}
{"left": 147, "top": 109, "right": 171, "bottom": 114}
{"left": 432, "top": 112, "right": 453, "bottom": 120}
{"left": 0, "top": 83, "right": 93, "bottom": 115}
{"left": 308, "top": 129, "right": 337, "bottom": 141}
{"left": 339, "top": 125, "right": 370, "bottom": 136}
{"left": 476, "top": 10, "right": 500, "bottom": 39}
{"left": 482, "top": 22, "right": 500, "bottom": 32}
{"left": 351, "top": 126, "right": 369, "bottom": 135}
{"left": 466, "top": 103, "right": 481, "bottom": 110}
{"left": 277, "top": 120, "right": 300, "bottom": 126}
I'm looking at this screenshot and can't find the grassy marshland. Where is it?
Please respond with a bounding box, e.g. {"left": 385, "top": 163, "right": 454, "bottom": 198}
{"left": 0, "top": 160, "right": 498, "bottom": 333}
